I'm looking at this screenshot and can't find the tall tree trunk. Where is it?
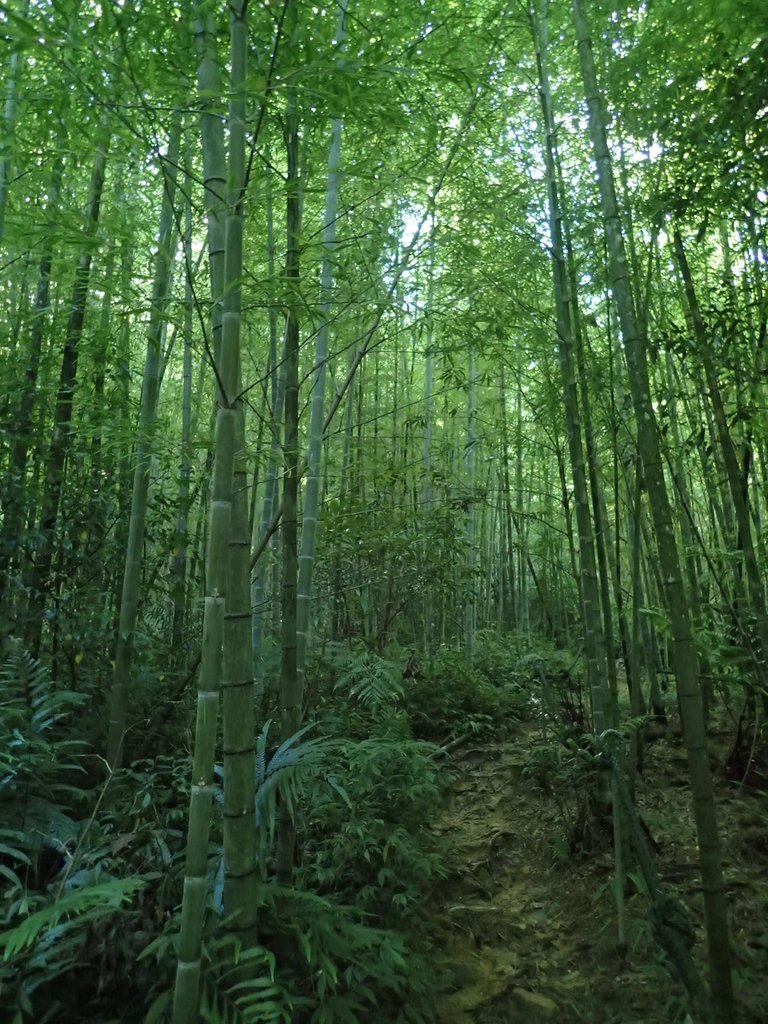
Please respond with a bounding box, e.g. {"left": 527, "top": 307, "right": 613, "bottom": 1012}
{"left": 25, "top": 137, "right": 108, "bottom": 656}
{"left": 563, "top": 214, "right": 621, "bottom": 721}
{"left": 252, "top": 164, "right": 283, "bottom": 704}
{"left": 533, "top": 0, "right": 608, "bottom": 733}
{"left": 220, "top": 0, "right": 257, "bottom": 946}
{"left": 0, "top": 152, "right": 64, "bottom": 616}
{"left": 106, "top": 117, "right": 180, "bottom": 768}
{"left": 673, "top": 226, "right": 768, "bottom": 682}
{"left": 663, "top": 348, "right": 708, "bottom": 710}
{"left": 554, "top": 432, "right": 582, "bottom": 617}
{"left": 464, "top": 340, "right": 476, "bottom": 664}
{"left": 277, "top": 0, "right": 301, "bottom": 885}
{"left": 572, "top": 1, "right": 733, "bottom": 1015}
{"left": 296, "top": 0, "right": 347, "bottom": 694}
{"left": 173, "top": 0, "right": 254, "bottom": 1014}
{"left": 171, "top": 140, "right": 195, "bottom": 655}
{"left": 515, "top": 383, "right": 529, "bottom": 632}
{"left": 499, "top": 368, "right": 517, "bottom": 632}
{"left": 87, "top": 239, "right": 116, "bottom": 532}
{"left": 423, "top": 227, "right": 436, "bottom": 656}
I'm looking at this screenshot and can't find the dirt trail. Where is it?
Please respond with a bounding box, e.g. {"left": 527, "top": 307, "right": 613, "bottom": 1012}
{"left": 430, "top": 729, "right": 598, "bottom": 1023}
{"left": 428, "top": 722, "right": 768, "bottom": 1024}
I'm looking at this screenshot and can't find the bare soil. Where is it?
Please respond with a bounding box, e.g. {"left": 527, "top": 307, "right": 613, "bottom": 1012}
{"left": 429, "top": 720, "right": 768, "bottom": 1024}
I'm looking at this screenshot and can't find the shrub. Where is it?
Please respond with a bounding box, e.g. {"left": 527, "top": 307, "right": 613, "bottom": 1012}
{"left": 404, "top": 639, "right": 539, "bottom": 742}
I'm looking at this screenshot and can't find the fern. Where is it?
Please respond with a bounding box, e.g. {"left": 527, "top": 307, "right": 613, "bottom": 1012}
{"left": 0, "top": 639, "right": 87, "bottom": 821}
{"left": 162, "top": 726, "right": 446, "bottom": 1024}
{"left": 198, "top": 937, "right": 293, "bottom": 1024}
{"left": 143, "top": 931, "right": 295, "bottom": 1024}
{"left": 0, "top": 641, "right": 90, "bottom": 908}
{"left": 0, "top": 642, "right": 123, "bottom": 1022}
{"left": 257, "top": 883, "right": 439, "bottom": 1024}
{"left": 214, "top": 719, "right": 328, "bottom": 836}
{"left": 0, "top": 638, "right": 85, "bottom": 738}
{"left": 255, "top": 722, "right": 326, "bottom": 835}
{"left": 213, "top": 721, "right": 331, "bottom": 897}
{"left": 335, "top": 651, "right": 404, "bottom": 715}
{"left": 0, "top": 878, "right": 143, "bottom": 959}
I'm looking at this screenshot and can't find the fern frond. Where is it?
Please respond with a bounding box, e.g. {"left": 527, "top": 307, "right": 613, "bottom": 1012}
{"left": 0, "top": 877, "right": 143, "bottom": 960}
{"left": 213, "top": 723, "right": 333, "bottom": 886}
{"left": 0, "top": 831, "right": 31, "bottom": 893}
{"left": 267, "top": 722, "right": 318, "bottom": 778}
{"left": 0, "top": 641, "right": 88, "bottom": 885}
{"left": 335, "top": 652, "right": 404, "bottom": 715}
{"left": 0, "top": 830, "right": 31, "bottom": 866}
{"left": 0, "top": 639, "right": 84, "bottom": 738}
{"left": 199, "top": 937, "right": 292, "bottom": 1024}
{"left": 260, "top": 726, "right": 328, "bottom": 834}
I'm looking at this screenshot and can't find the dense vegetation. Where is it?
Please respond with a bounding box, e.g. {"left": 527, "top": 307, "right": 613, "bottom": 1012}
{"left": 0, "top": 0, "right": 766, "bottom": 1022}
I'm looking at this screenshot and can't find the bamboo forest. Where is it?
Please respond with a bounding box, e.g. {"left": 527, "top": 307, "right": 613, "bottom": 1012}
{"left": 1, "top": 0, "right": 767, "bottom": 1021}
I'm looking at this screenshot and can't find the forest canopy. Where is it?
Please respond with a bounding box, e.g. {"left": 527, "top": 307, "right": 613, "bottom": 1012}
{"left": 0, "top": 1, "right": 766, "bottom": 1023}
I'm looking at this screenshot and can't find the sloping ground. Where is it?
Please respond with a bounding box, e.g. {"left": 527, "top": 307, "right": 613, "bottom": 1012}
{"left": 428, "top": 722, "right": 768, "bottom": 1024}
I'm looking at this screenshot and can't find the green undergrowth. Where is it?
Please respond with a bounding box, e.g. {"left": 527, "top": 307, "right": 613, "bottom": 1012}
{"left": 0, "top": 632, "right": 570, "bottom": 1023}
{"left": 0, "top": 639, "right": 444, "bottom": 1024}
{"left": 403, "top": 631, "right": 580, "bottom": 744}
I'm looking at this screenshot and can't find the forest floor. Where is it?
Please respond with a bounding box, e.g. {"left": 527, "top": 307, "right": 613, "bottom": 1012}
{"left": 427, "top": 718, "right": 768, "bottom": 1024}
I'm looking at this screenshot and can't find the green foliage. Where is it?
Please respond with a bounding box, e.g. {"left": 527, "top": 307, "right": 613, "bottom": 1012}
{"left": 521, "top": 735, "right": 605, "bottom": 861}
{"left": 0, "top": 638, "right": 88, "bottom": 900}
{"left": 197, "top": 937, "right": 292, "bottom": 1024}
{"left": 140, "top": 929, "right": 295, "bottom": 1024}
{"left": 144, "top": 877, "right": 438, "bottom": 1024}
{"left": 0, "top": 0, "right": 761, "bottom": 1019}
{"left": 285, "top": 720, "right": 450, "bottom": 1018}
{"left": 404, "top": 635, "right": 541, "bottom": 742}
{"left": 135, "top": 715, "right": 448, "bottom": 1024}
{"left": 0, "top": 640, "right": 159, "bottom": 1023}
{"left": 405, "top": 648, "right": 497, "bottom": 740}
{"left": 0, "top": 877, "right": 143, "bottom": 958}
{"left": 320, "top": 497, "right": 465, "bottom": 652}
{"left": 303, "top": 735, "right": 448, "bottom": 922}
{"left": 470, "top": 629, "right": 535, "bottom": 685}
{"left": 212, "top": 720, "right": 330, "bottom": 894}
{"left": 261, "top": 886, "right": 438, "bottom": 1024}
{"left": 305, "top": 643, "right": 412, "bottom": 742}
{"left": 265, "top": 650, "right": 453, "bottom": 1016}
{"left": 255, "top": 722, "right": 326, "bottom": 830}
{"left": 0, "top": 637, "right": 87, "bottom": 831}
{"left": 335, "top": 651, "right": 404, "bottom": 717}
